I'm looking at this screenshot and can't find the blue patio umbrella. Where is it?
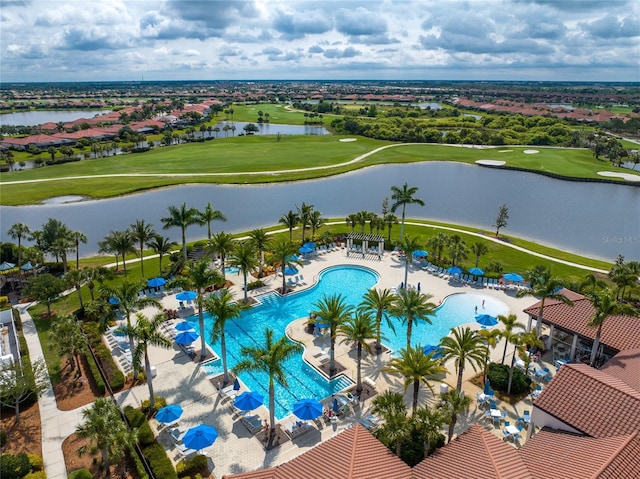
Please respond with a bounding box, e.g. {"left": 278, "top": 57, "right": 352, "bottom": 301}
{"left": 469, "top": 267, "right": 484, "bottom": 276}
{"left": 182, "top": 424, "right": 218, "bottom": 451}
{"left": 303, "top": 242, "right": 316, "bottom": 249}
{"left": 412, "top": 250, "right": 428, "bottom": 258}
{"left": 298, "top": 246, "right": 313, "bottom": 254}
{"left": 21, "top": 261, "right": 34, "bottom": 271}
{"left": 233, "top": 377, "right": 241, "bottom": 391}
{"left": 484, "top": 379, "right": 494, "bottom": 396}
{"left": 147, "top": 277, "right": 166, "bottom": 288}
{"left": 155, "top": 404, "right": 183, "bottom": 424}
{"left": 108, "top": 297, "right": 120, "bottom": 305}
{"left": 476, "top": 314, "right": 498, "bottom": 327}
{"left": 423, "top": 344, "right": 444, "bottom": 359}
{"left": 175, "top": 330, "right": 199, "bottom": 345}
{"left": 0, "top": 261, "right": 16, "bottom": 272}
{"left": 176, "top": 290, "right": 197, "bottom": 301}
{"left": 284, "top": 266, "right": 298, "bottom": 275}
{"left": 503, "top": 273, "right": 524, "bottom": 283}
{"left": 234, "top": 391, "right": 264, "bottom": 411}
{"left": 332, "top": 398, "right": 340, "bottom": 414}
{"left": 287, "top": 254, "right": 299, "bottom": 261}
{"left": 293, "top": 398, "right": 323, "bottom": 420}
{"left": 447, "top": 266, "right": 463, "bottom": 275}
{"left": 174, "top": 321, "right": 194, "bottom": 331}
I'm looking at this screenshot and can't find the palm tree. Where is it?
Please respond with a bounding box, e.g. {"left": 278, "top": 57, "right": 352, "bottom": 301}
{"left": 65, "top": 269, "right": 86, "bottom": 309}
{"left": 392, "top": 288, "right": 436, "bottom": 349}
{"left": 390, "top": 183, "right": 424, "bottom": 241}
{"left": 205, "top": 289, "right": 247, "bottom": 384}
{"left": 345, "top": 214, "right": 358, "bottom": 233}
{"left": 587, "top": 288, "right": 638, "bottom": 367}
{"left": 383, "top": 213, "right": 399, "bottom": 242}
{"left": 427, "top": 233, "right": 448, "bottom": 263}
{"left": 359, "top": 288, "right": 396, "bottom": 355}
{"left": 129, "top": 219, "right": 155, "bottom": 278}
{"left": 385, "top": 345, "right": 446, "bottom": 413}
{"left": 83, "top": 266, "right": 112, "bottom": 301}
{"left": 107, "top": 230, "right": 135, "bottom": 276}
{"left": 76, "top": 398, "right": 138, "bottom": 476}
{"left": 8, "top": 223, "right": 31, "bottom": 269}
{"left": 296, "top": 202, "right": 314, "bottom": 243}
{"left": 470, "top": 242, "right": 488, "bottom": 268}
{"left": 517, "top": 267, "right": 573, "bottom": 337}
{"left": 439, "top": 327, "right": 486, "bottom": 392}
{"left": 161, "top": 202, "right": 200, "bottom": 260}
{"left": 208, "top": 231, "right": 235, "bottom": 278}
{"left": 580, "top": 272, "right": 607, "bottom": 295}
{"left": 278, "top": 210, "right": 299, "bottom": 242}
{"left": 313, "top": 294, "right": 353, "bottom": 377}
{"left": 497, "top": 313, "right": 525, "bottom": 364}
{"left": 338, "top": 310, "right": 376, "bottom": 397}
{"left": 51, "top": 235, "right": 74, "bottom": 275}
{"left": 371, "top": 391, "right": 410, "bottom": 457}
{"left": 354, "top": 210, "right": 370, "bottom": 233}
{"left": 248, "top": 228, "right": 270, "bottom": 278}
{"left": 147, "top": 234, "right": 178, "bottom": 273}
{"left": 70, "top": 230, "right": 88, "bottom": 270}
{"left": 116, "top": 312, "right": 171, "bottom": 409}
{"left": 438, "top": 389, "right": 471, "bottom": 443}
{"left": 447, "top": 235, "right": 468, "bottom": 266}
{"left": 234, "top": 328, "right": 302, "bottom": 445}
{"left": 170, "top": 259, "right": 224, "bottom": 359}
{"left": 270, "top": 239, "right": 300, "bottom": 295}
{"left": 477, "top": 328, "right": 502, "bottom": 385}
{"left": 49, "top": 315, "right": 88, "bottom": 378}
{"left": 309, "top": 210, "right": 324, "bottom": 239}
{"left": 399, "top": 235, "right": 423, "bottom": 287}
{"left": 228, "top": 242, "right": 259, "bottom": 301}
{"left": 198, "top": 202, "right": 227, "bottom": 240}
{"left": 412, "top": 405, "right": 446, "bottom": 458}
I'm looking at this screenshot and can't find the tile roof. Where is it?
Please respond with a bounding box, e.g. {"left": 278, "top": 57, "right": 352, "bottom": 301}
{"left": 599, "top": 348, "right": 640, "bottom": 392}
{"left": 520, "top": 428, "right": 640, "bottom": 479}
{"left": 412, "top": 424, "right": 532, "bottom": 479}
{"left": 223, "top": 424, "right": 412, "bottom": 479}
{"left": 523, "top": 289, "right": 640, "bottom": 352}
{"left": 534, "top": 363, "right": 640, "bottom": 438}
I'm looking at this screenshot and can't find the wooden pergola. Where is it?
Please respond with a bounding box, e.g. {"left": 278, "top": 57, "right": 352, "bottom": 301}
{"left": 345, "top": 232, "right": 385, "bottom": 260}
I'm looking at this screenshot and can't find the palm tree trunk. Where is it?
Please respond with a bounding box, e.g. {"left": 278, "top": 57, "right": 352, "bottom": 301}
{"left": 406, "top": 320, "right": 412, "bottom": 349}
{"left": 356, "top": 347, "right": 363, "bottom": 397}
{"left": 502, "top": 340, "right": 508, "bottom": 365}
{"left": 399, "top": 206, "right": 406, "bottom": 241}
{"left": 243, "top": 272, "right": 248, "bottom": 301}
{"left": 447, "top": 416, "right": 456, "bottom": 443}
{"left": 101, "top": 448, "right": 110, "bottom": 476}
{"left": 145, "top": 351, "right": 155, "bottom": 409}
{"left": 181, "top": 227, "right": 187, "bottom": 260}
{"left": 456, "top": 369, "right": 464, "bottom": 392}
{"left": 268, "top": 381, "right": 276, "bottom": 445}
{"left": 76, "top": 286, "right": 84, "bottom": 309}
{"left": 221, "top": 332, "right": 229, "bottom": 383}
{"left": 413, "top": 380, "right": 420, "bottom": 412}
{"left": 590, "top": 328, "right": 602, "bottom": 367}
{"left": 329, "top": 334, "right": 336, "bottom": 377}
{"left": 535, "top": 300, "right": 545, "bottom": 337}
{"left": 198, "top": 298, "right": 207, "bottom": 359}
{"left": 507, "top": 356, "right": 516, "bottom": 394}
{"left": 404, "top": 260, "right": 409, "bottom": 290}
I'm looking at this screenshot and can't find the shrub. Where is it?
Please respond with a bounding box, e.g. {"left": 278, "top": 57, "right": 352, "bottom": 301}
{"left": 176, "top": 454, "right": 209, "bottom": 478}
{"left": 124, "top": 406, "right": 155, "bottom": 445}
{"left": 0, "top": 296, "right": 9, "bottom": 308}
{"left": 68, "top": 468, "right": 94, "bottom": 479}
{"left": 0, "top": 452, "right": 31, "bottom": 479}
{"left": 141, "top": 396, "right": 167, "bottom": 416}
{"left": 487, "top": 362, "right": 532, "bottom": 395}
{"left": 24, "top": 472, "right": 47, "bottom": 479}
{"left": 143, "top": 443, "right": 178, "bottom": 479}
{"left": 124, "top": 406, "right": 146, "bottom": 427}
{"left": 27, "top": 453, "right": 44, "bottom": 471}
{"left": 247, "top": 280, "right": 265, "bottom": 291}
{"left": 83, "top": 322, "right": 125, "bottom": 392}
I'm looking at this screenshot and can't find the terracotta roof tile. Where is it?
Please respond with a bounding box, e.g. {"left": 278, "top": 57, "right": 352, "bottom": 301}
{"left": 520, "top": 428, "right": 640, "bottom": 479}
{"left": 599, "top": 348, "right": 640, "bottom": 392}
{"left": 412, "top": 424, "right": 532, "bottom": 479}
{"left": 534, "top": 364, "right": 640, "bottom": 438}
{"left": 523, "top": 290, "right": 640, "bottom": 352}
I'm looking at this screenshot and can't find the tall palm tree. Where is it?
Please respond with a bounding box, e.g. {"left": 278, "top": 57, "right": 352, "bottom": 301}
{"left": 354, "top": 210, "right": 370, "bottom": 233}
{"left": 296, "top": 202, "right": 314, "bottom": 243}
{"left": 371, "top": 391, "right": 410, "bottom": 457}
{"left": 65, "top": 269, "right": 85, "bottom": 309}
{"left": 51, "top": 235, "right": 74, "bottom": 275}
{"left": 412, "top": 405, "right": 446, "bottom": 458}
{"left": 390, "top": 183, "right": 424, "bottom": 242}
{"left": 49, "top": 314, "right": 88, "bottom": 378}
{"left": 470, "top": 242, "right": 488, "bottom": 268}
{"left": 271, "top": 239, "right": 300, "bottom": 295}
{"left": 477, "top": 328, "right": 502, "bottom": 385}
{"left": 580, "top": 272, "right": 607, "bottom": 295}
{"left": 116, "top": 312, "right": 171, "bottom": 409}
{"left": 438, "top": 389, "right": 471, "bottom": 443}
{"left": 517, "top": 267, "right": 573, "bottom": 337}
{"left": 385, "top": 345, "right": 446, "bottom": 413}
{"left": 130, "top": 219, "right": 155, "bottom": 278}
{"left": 228, "top": 242, "right": 259, "bottom": 301}
{"left": 8, "top": 222, "right": 31, "bottom": 268}
{"left": 309, "top": 210, "right": 324, "bottom": 239}
{"left": 76, "top": 398, "right": 138, "bottom": 476}
{"left": 439, "top": 327, "right": 486, "bottom": 392}
{"left": 234, "top": 328, "right": 302, "bottom": 445}
{"left": 383, "top": 213, "right": 399, "bottom": 242}
{"left": 205, "top": 289, "right": 247, "bottom": 384}
{"left": 198, "top": 202, "right": 227, "bottom": 240}
{"left": 447, "top": 235, "right": 468, "bottom": 266}
{"left": 392, "top": 288, "right": 436, "bottom": 349}
{"left": 359, "top": 288, "right": 396, "bottom": 355}
{"left": 338, "top": 310, "right": 376, "bottom": 397}
{"left": 498, "top": 313, "right": 525, "bottom": 364}
{"left": 108, "top": 230, "right": 135, "bottom": 276}
{"left": 147, "top": 234, "right": 178, "bottom": 273}
{"left": 208, "top": 231, "right": 235, "bottom": 279}
{"left": 248, "top": 228, "right": 270, "bottom": 278}
{"left": 170, "top": 259, "right": 224, "bottom": 359}
{"left": 83, "top": 266, "right": 112, "bottom": 301}
{"left": 427, "top": 232, "right": 449, "bottom": 263}
{"left": 161, "top": 202, "right": 200, "bottom": 260}
{"left": 587, "top": 288, "right": 638, "bottom": 367}
{"left": 345, "top": 213, "right": 358, "bottom": 233}
{"left": 313, "top": 294, "right": 353, "bottom": 377}
{"left": 399, "top": 235, "right": 423, "bottom": 287}
{"left": 278, "top": 210, "right": 299, "bottom": 242}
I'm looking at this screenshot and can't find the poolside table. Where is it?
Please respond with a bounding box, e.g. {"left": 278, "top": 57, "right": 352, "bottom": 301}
{"left": 505, "top": 424, "right": 519, "bottom": 435}
{"left": 490, "top": 409, "right": 502, "bottom": 418}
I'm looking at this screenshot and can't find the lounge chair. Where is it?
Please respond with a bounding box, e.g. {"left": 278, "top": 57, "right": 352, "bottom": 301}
{"left": 220, "top": 385, "right": 238, "bottom": 401}
{"left": 241, "top": 415, "right": 263, "bottom": 434}
{"left": 298, "top": 274, "right": 307, "bottom": 285}
{"left": 175, "top": 443, "right": 197, "bottom": 459}
{"left": 287, "top": 277, "right": 297, "bottom": 288}
{"left": 170, "top": 426, "right": 186, "bottom": 443}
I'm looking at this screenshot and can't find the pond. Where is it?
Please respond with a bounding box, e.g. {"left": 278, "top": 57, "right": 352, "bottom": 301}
{"left": 0, "top": 109, "right": 114, "bottom": 126}
{"left": 1, "top": 162, "right": 637, "bottom": 261}
{"left": 213, "top": 121, "right": 329, "bottom": 136}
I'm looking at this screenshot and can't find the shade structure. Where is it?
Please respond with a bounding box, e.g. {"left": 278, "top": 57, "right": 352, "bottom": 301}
{"left": 293, "top": 398, "right": 323, "bottom": 420}
{"left": 0, "top": 262, "right": 16, "bottom": 272}
{"left": 182, "top": 424, "right": 218, "bottom": 451}
{"left": 234, "top": 391, "right": 264, "bottom": 411}
{"left": 176, "top": 290, "right": 197, "bottom": 301}
{"left": 423, "top": 344, "right": 444, "bottom": 359}
{"left": 503, "top": 273, "right": 524, "bottom": 283}
{"left": 283, "top": 266, "right": 298, "bottom": 275}
{"left": 175, "top": 330, "right": 199, "bottom": 345}
{"left": 476, "top": 314, "right": 498, "bottom": 327}
{"left": 484, "top": 379, "right": 494, "bottom": 396}
{"left": 155, "top": 404, "right": 183, "bottom": 424}
{"left": 147, "top": 277, "right": 167, "bottom": 288}
{"left": 108, "top": 297, "right": 120, "bottom": 305}
{"left": 298, "top": 246, "right": 313, "bottom": 254}
{"left": 469, "top": 267, "right": 484, "bottom": 276}
{"left": 174, "top": 321, "right": 194, "bottom": 331}
{"left": 233, "top": 377, "right": 241, "bottom": 391}
{"left": 303, "top": 242, "right": 316, "bottom": 249}
{"left": 412, "top": 250, "right": 428, "bottom": 258}
{"left": 447, "top": 266, "right": 462, "bottom": 275}
{"left": 21, "top": 262, "right": 34, "bottom": 271}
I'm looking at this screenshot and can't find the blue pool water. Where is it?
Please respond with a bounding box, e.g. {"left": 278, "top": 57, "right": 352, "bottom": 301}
{"left": 224, "top": 266, "right": 240, "bottom": 275}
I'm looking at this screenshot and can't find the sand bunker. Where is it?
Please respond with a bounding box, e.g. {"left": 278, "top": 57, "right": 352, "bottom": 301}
{"left": 523, "top": 149, "right": 539, "bottom": 154}
{"left": 475, "top": 160, "right": 506, "bottom": 166}
{"left": 498, "top": 150, "right": 513, "bottom": 153}
{"left": 597, "top": 171, "right": 640, "bottom": 182}
{"left": 340, "top": 138, "right": 357, "bottom": 142}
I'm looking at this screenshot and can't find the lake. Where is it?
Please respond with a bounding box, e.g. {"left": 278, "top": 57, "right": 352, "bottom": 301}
{"left": 214, "top": 121, "right": 329, "bottom": 136}
{"left": 2, "top": 163, "right": 638, "bottom": 261}
{"left": 0, "top": 109, "right": 113, "bottom": 127}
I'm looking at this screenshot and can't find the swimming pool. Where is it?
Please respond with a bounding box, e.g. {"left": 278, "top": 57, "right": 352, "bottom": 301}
{"left": 224, "top": 266, "right": 240, "bottom": 275}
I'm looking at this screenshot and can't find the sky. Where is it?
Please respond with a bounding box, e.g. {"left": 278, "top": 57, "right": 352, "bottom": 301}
{"left": 1, "top": 0, "right": 639, "bottom": 83}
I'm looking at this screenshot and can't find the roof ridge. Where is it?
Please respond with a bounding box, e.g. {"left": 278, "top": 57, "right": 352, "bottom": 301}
{"left": 588, "top": 432, "right": 638, "bottom": 479}
{"left": 347, "top": 424, "right": 359, "bottom": 479}
{"left": 569, "top": 364, "right": 640, "bottom": 401}
{"left": 478, "top": 425, "right": 507, "bottom": 479}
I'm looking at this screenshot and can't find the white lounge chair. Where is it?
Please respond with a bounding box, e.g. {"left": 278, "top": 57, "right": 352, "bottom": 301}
{"left": 298, "top": 274, "right": 307, "bottom": 285}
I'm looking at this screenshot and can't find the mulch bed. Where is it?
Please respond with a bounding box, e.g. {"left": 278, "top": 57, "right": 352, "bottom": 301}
{"left": 317, "top": 359, "right": 346, "bottom": 377}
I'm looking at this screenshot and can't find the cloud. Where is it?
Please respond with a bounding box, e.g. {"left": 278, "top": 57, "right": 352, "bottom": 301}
{"left": 271, "top": 8, "right": 333, "bottom": 39}
{"left": 335, "top": 7, "right": 387, "bottom": 36}
{"left": 580, "top": 14, "right": 640, "bottom": 39}
{"left": 323, "top": 46, "right": 361, "bottom": 59}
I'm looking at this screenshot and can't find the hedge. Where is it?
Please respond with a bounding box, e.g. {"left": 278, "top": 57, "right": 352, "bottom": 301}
{"left": 84, "top": 349, "right": 106, "bottom": 395}
{"left": 124, "top": 406, "right": 154, "bottom": 445}
{"left": 68, "top": 468, "right": 94, "bottom": 479}
{"left": 176, "top": 454, "right": 208, "bottom": 478}
{"left": 142, "top": 443, "right": 178, "bottom": 479}
{"left": 487, "top": 362, "right": 532, "bottom": 395}
{"left": 83, "top": 322, "right": 125, "bottom": 392}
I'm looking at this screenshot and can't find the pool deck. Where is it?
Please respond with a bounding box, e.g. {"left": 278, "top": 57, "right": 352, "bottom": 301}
{"left": 114, "top": 248, "right": 546, "bottom": 477}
